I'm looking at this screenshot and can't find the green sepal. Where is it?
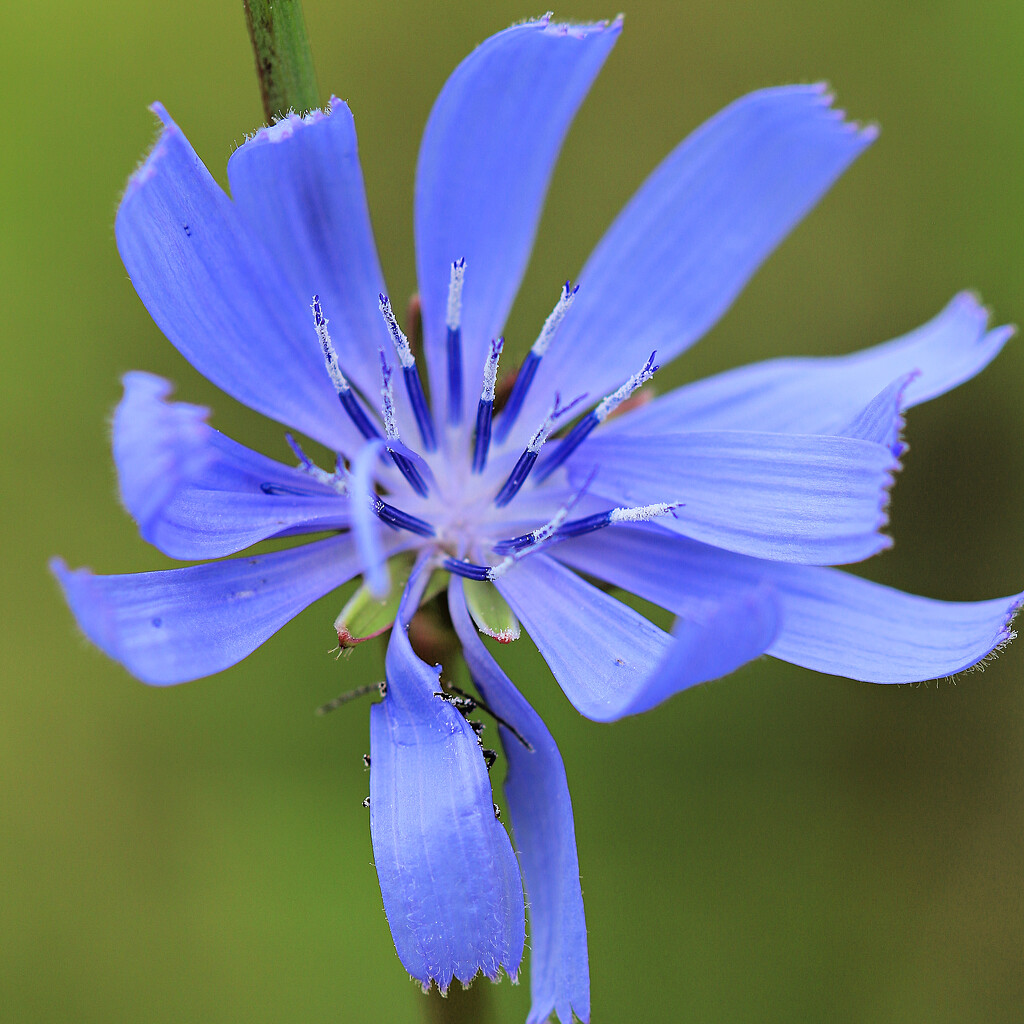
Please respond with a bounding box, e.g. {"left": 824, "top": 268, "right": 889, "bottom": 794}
{"left": 463, "top": 578, "right": 521, "bottom": 643}
{"left": 335, "top": 555, "right": 447, "bottom": 648}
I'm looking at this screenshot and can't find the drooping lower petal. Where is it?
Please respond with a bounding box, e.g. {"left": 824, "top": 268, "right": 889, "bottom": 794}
{"left": 50, "top": 534, "right": 381, "bottom": 685}
{"left": 227, "top": 100, "right": 392, "bottom": 402}
{"left": 518, "top": 84, "right": 876, "bottom": 440}
{"left": 565, "top": 430, "right": 898, "bottom": 564}
{"left": 370, "top": 571, "right": 524, "bottom": 992}
{"left": 115, "top": 105, "right": 358, "bottom": 452}
{"left": 448, "top": 580, "right": 589, "bottom": 1024}
{"left": 113, "top": 373, "right": 350, "bottom": 559}
{"left": 552, "top": 525, "right": 1023, "bottom": 683}
{"left": 415, "top": 15, "right": 621, "bottom": 406}
{"left": 609, "top": 292, "right": 1013, "bottom": 438}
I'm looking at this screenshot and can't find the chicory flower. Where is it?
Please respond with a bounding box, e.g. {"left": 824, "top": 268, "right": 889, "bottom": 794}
{"left": 53, "top": 14, "right": 1020, "bottom": 1023}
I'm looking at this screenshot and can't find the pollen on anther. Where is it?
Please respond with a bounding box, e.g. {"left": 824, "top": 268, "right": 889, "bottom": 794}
{"left": 378, "top": 294, "right": 415, "bottom": 369}
{"left": 446, "top": 258, "right": 466, "bottom": 331}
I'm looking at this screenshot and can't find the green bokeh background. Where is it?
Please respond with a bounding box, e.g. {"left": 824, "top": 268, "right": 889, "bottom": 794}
{"left": 4, "top": 2, "right": 1023, "bottom": 1021}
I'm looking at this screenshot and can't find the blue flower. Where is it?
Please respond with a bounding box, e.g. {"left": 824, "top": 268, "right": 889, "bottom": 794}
{"left": 52, "top": 13, "right": 1021, "bottom": 1023}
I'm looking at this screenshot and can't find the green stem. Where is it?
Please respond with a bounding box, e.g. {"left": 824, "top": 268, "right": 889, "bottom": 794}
{"left": 242, "top": 0, "right": 320, "bottom": 122}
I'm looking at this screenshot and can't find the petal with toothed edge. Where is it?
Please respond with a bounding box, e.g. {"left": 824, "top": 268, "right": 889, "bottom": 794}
{"left": 370, "top": 570, "right": 524, "bottom": 993}
{"left": 448, "top": 580, "right": 589, "bottom": 1024}
{"left": 114, "top": 372, "right": 214, "bottom": 542}
{"left": 513, "top": 84, "right": 876, "bottom": 441}
{"left": 608, "top": 293, "right": 1014, "bottom": 438}
{"left": 114, "top": 372, "right": 351, "bottom": 560}
{"left": 115, "top": 105, "right": 361, "bottom": 453}
{"left": 415, "top": 15, "right": 621, "bottom": 413}
{"left": 563, "top": 430, "right": 898, "bottom": 564}
{"left": 552, "top": 525, "right": 1024, "bottom": 683}
{"left": 227, "top": 100, "right": 392, "bottom": 402}
{"left": 50, "top": 534, "right": 409, "bottom": 686}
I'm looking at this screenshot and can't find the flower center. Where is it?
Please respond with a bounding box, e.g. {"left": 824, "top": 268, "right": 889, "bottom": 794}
{"left": 303, "top": 265, "right": 676, "bottom": 581}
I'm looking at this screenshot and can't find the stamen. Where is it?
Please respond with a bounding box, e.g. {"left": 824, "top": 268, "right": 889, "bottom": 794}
{"left": 312, "top": 296, "right": 381, "bottom": 441}
{"left": 379, "top": 293, "right": 436, "bottom": 451}
{"left": 534, "top": 351, "right": 658, "bottom": 483}
{"left": 445, "top": 258, "right": 465, "bottom": 426}
{"left": 379, "top": 352, "right": 429, "bottom": 497}
{"left": 372, "top": 496, "right": 436, "bottom": 538}
{"left": 492, "top": 469, "right": 597, "bottom": 555}
{"left": 472, "top": 337, "right": 504, "bottom": 473}
{"left": 442, "top": 556, "right": 513, "bottom": 582}
{"left": 495, "top": 281, "right": 577, "bottom": 442}
{"left": 493, "top": 392, "right": 587, "bottom": 508}
{"left": 284, "top": 433, "right": 348, "bottom": 495}
{"left": 553, "top": 501, "right": 682, "bottom": 541}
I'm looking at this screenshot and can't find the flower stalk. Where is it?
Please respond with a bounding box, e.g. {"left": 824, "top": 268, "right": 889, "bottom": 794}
{"left": 242, "top": 0, "right": 320, "bottom": 122}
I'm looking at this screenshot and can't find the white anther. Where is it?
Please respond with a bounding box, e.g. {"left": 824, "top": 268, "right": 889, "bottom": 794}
{"left": 312, "top": 296, "right": 351, "bottom": 393}
{"left": 446, "top": 258, "right": 466, "bottom": 332}
{"left": 486, "top": 556, "right": 515, "bottom": 580}
{"left": 532, "top": 281, "right": 578, "bottom": 356}
{"left": 480, "top": 338, "right": 504, "bottom": 402}
{"left": 528, "top": 404, "right": 561, "bottom": 454}
{"left": 378, "top": 294, "right": 415, "bottom": 369}
{"left": 594, "top": 353, "right": 658, "bottom": 422}
{"left": 608, "top": 502, "right": 681, "bottom": 524}
{"left": 379, "top": 354, "right": 400, "bottom": 440}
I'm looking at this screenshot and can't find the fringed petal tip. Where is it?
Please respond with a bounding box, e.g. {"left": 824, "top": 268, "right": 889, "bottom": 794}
{"left": 534, "top": 12, "right": 624, "bottom": 37}
{"left": 958, "top": 592, "right": 1024, "bottom": 678}
{"left": 114, "top": 371, "right": 214, "bottom": 539}
{"left": 120, "top": 102, "right": 179, "bottom": 197}
{"left": 805, "top": 81, "right": 879, "bottom": 143}
{"left": 238, "top": 96, "right": 354, "bottom": 148}
{"left": 414, "top": 962, "right": 521, "bottom": 997}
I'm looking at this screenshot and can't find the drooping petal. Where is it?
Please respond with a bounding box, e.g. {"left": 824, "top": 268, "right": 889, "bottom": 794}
{"left": 113, "top": 372, "right": 349, "bottom": 560}
{"left": 552, "top": 525, "right": 1023, "bottom": 683}
{"left": 370, "top": 571, "right": 524, "bottom": 992}
{"left": 517, "top": 84, "right": 876, "bottom": 437}
{"left": 448, "top": 580, "right": 589, "bottom": 1024}
{"left": 564, "top": 430, "right": 898, "bottom": 564}
{"left": 610, "top": 293, "right": 1014, "bottom": 437}
{"left": 227, "top": 100, "right": 391, "bottom": 401}
{"left": 115, "top": 105, "right": 358, "bottom": 452}
{"left": 51, "top": 534, "right": 381, "bottom": 685}
{"left": 415, "top": 15, "right": 621, "bottom": 405}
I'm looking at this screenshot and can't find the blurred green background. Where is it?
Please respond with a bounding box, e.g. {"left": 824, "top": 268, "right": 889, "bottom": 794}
{"left": 3, "top": 1, "right": 1023, "bottom": 1021}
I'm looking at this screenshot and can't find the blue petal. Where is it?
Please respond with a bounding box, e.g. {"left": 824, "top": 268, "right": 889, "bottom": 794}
{"left": 227, "top": 100, "right": 392, "bottom": 401}
{"left": 114, "top": 372, "right": 214, "bottom": 540}
{"left": 837, "top": 373, "right": 913, "bottom": 455}
{"left": 566, "top": 430, "right": 898, "bottom": 564}
{"left": 350, "top": 440, "right": 388, "bottom": 598}
{"left": 553, "top": 526, "right": 1023, "bottom": 683}
{"left": 114, "top": 372, "right": 349, "bottom": 560}
{"left": 610, "top": 293, "right": 1013, "bottom": 437}
{"left": 448, "top": 580, "right": 589, "bottom": 1024}
{"left": 414, "top": 15, "right": 621, "bottom": 409}
{"left": 371, "top": 572, "right": 524, "bottom": 992}
{"left": 518, "top": 85, "right": 876, "bottom": 438}
{"left": 115, "top": 105, "right": 358, "bottom": 452}
{"left": 50, "top": 535, "right": 372, "bottom": 685}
